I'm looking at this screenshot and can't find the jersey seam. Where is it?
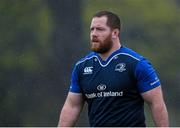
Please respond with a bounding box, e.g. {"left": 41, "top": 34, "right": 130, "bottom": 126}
{"left": 76, "top": 53, "right": 141, "bottom": 67}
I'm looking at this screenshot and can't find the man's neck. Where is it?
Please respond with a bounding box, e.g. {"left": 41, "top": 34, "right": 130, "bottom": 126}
{"left": 99, "top": 41, "right": 121, "bottom": 61}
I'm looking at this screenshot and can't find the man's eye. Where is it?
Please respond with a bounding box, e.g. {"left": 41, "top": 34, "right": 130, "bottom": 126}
{"left": 97, "top": 28, "right": 104, "bottom": 31}
{"left": 90, "top": 28, "right": 94, "bottom": 31}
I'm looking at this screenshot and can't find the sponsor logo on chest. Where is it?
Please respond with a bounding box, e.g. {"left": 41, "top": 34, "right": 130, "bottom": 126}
{"left": 85, "top": 84, "right": 124, "bottom": 99}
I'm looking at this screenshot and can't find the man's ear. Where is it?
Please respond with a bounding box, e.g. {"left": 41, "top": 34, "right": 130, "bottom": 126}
{"left": 112, "top": 29, "right": 119, "bottom": 39}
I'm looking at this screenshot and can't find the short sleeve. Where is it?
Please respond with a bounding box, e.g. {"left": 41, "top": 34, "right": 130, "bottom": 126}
{"left": 69, "top": 66, "right": 82, "bottom": 93}
{"left": 135, "top": 59, "right": 161, "bottom": 93}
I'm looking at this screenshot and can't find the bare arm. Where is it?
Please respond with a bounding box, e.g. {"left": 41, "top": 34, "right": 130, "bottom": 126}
{"left": 141, "top": 86, "right": 169, "bottom": 127}
{"left": 58, "top": 92, "right": 85, "bottom": 127}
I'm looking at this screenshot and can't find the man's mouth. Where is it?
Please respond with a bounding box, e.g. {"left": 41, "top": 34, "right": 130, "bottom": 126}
{"left": 92, "top": 38, "right": 99, "bottom": 42}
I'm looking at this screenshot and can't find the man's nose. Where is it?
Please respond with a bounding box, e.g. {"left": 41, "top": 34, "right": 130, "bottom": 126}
{"left": 91, "top": 29, "right": 98, "bottom": 36}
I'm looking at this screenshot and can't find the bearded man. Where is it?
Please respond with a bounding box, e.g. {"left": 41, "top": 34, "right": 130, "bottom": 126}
{"left": 58, "top": 10, "right": 169, "bottom": 127}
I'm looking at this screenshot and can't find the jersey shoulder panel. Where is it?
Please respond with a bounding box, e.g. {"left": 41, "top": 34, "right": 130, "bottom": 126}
{"left": 121, "top": 46, "right": 161, "bottom": 93}
{"left": 119, "top": 46, "right": 144, "bottom": 61}
{"left": 69, "top": 52, "right": 96, "bottom": 93}
{"left": 75, "top": 52, "right": 96, "bottom": 66}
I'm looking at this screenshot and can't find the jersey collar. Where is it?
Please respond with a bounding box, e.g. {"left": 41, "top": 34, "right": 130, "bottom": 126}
{"left": 94, "top": 46, "right": 123, "bottom": 66}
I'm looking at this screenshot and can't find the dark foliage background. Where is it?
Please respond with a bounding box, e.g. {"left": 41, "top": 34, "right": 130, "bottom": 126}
{"left": 0, "top": 0, "right": 179, "bottom": 126}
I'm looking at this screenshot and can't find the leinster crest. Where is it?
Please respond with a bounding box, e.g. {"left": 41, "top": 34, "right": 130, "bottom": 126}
{"left": 115, "top": 63, "right": 126, "bottom": 72}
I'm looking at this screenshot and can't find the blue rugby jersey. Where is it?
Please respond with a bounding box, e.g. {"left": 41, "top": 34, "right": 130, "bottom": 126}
{"left": 69, "top": 46, "right": 161, "bottom": 127}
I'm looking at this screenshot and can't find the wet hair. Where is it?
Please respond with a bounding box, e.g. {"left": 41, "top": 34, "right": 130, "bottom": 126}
{"left": 93, "top": 10, "right": 121, "bottom": 31}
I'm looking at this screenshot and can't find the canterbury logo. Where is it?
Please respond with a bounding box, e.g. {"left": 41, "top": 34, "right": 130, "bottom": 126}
{"left": 83, "top": 66, "right": 93, "bottom": 75}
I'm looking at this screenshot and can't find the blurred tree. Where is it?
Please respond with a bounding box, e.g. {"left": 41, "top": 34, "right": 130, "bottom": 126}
{"left": 0, "top": 0, "right": 86, "bottom": 126}
{"left": 0, "top": 0, "right": 50, "bottom": 126}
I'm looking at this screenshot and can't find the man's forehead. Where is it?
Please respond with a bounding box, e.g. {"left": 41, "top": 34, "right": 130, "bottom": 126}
{"left": 91, "top": 16, "right": 108, "bottom": 26}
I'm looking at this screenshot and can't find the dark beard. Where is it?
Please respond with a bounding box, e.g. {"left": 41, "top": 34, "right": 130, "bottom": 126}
{"left": 91, "top": 34, "right": 113, "bottom": 54}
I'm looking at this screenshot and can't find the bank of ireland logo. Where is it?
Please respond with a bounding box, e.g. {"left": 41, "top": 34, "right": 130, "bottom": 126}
{"left": 83, "top": 66, "right": 93, "bottom": 75}
{"left": 97, "top": 84, "right": 106, "bottom": 91}
{"left": 115, "top": 63, "right": 126, "bottom": 72}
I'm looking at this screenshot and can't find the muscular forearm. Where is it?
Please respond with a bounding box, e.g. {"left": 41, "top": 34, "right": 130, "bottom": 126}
{"left": 58, "top": 93, "right": 84, "bottom": 127}
{"left": 150, "top": 102, "right": 169, "bottom": 127}
{"left": 58, "top": 106, "right": 80, "bottom": 127}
